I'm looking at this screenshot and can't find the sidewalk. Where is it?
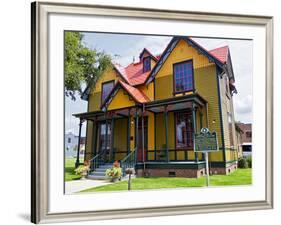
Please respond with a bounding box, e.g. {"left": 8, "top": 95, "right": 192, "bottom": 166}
{"left": 65, "top": 179, "right": 111, "bottom": 194}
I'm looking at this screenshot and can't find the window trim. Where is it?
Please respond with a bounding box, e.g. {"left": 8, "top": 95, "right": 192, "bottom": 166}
{"left": 143, "top": 56, "right": 151, "bottom": 73}
{"left": 174, "top": 111, "right": 194, "bottom": 150}
{"left": 173, "top": 59, "right": 195, "bottom": 94}
{"left": 101, "top": 80, "right": 115, "bottom": 104}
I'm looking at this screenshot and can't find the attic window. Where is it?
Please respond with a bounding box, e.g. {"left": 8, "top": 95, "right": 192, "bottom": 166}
{"left": 101, "top": 80, "right": 114, "bottom": 103}
{"left": 143, "top": 57, "right": 151, "bottom": 73}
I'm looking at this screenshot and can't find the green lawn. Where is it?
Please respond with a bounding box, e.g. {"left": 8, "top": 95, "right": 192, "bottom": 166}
{"left": 81, "top": 168, "right": 252, "bottom": 192}
{"left": 65, "top": 157, "right": 84, "bottom": 182}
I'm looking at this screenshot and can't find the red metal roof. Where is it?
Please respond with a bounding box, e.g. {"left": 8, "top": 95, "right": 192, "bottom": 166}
{"left": 119, "top": 80, "right": 150, "bottom": 103}
{"left": 208, "top": 46, "right": 229, "bottom": 63}
{"left": 114, "top": 49, "right": 157, "bottom": 86}
{"left": 115, "top": 40, "right": 229, "bottom": 88}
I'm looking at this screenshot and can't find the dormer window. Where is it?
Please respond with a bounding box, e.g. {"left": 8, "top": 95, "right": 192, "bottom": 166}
{"left": 143, "top": 57, "right": 151, "bottom": 73}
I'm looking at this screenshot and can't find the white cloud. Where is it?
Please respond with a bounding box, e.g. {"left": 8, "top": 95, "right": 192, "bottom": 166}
{"left": 118, "top": 36, "right": 171, "bottom": 66}
{"left": 234, "top": 94, "right": 252, "bottom": 113}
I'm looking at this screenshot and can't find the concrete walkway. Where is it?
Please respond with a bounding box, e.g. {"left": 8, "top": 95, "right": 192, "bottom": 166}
{"left": 65, "top": 179, "right": 111, "bottom": 194}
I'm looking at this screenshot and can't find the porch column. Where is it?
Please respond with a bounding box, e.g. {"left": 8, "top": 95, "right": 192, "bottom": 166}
{"left": 164, "top": 106, "right": 169, "bottom": 162}
{"left": 104, "top": 113, "right": 108, "bottom": 161}
{"left": 127, "top": 108, "right": 131, "bottom": 154}
{"left": 192, "top": 103, "right": 199, "bottom": 162}
{"left": 141, "top": 104, "right": 145, "bottom": 163}
{"left": 110, "top": 117, "right": 115, "bottom": 161}
{"left": 75, "top": 118, "right": 84, "bottom": 168}
{"left": 92, "top": 120, "right": 98, "bottom": 157}
{"left": 135, "top": 108, "right": 139, "bottom": 162}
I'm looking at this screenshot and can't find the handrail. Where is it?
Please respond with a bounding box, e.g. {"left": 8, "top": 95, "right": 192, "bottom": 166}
{"left": 89, "top": 153, "right": 104, "bottom": 172}
{"left": 120, "top": 148, "right": 137, "bottom": 176}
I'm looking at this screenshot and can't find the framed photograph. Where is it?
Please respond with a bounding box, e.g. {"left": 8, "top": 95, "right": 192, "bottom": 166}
{"left": 31, "top": 1, "right": 273, "bottom": 224}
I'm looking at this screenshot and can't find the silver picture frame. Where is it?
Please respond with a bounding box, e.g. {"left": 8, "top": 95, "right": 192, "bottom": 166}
{"left": 31, "top": 1, "right": 273, "bottom": 223}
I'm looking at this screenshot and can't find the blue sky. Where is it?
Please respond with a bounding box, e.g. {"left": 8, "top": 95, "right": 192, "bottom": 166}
{"left": 65, "top": 32, "right": 252, "bottom": 136}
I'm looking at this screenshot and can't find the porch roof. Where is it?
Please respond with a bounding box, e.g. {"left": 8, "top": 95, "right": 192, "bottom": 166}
{"left": 145, "top": 93, "right": 207, "bottom": 113}
{"left": 73, "top": 93, "right": 207, "bottom": 120}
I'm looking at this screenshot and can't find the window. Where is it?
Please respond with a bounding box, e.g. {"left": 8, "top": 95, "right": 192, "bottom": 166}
{"left": 174, "top": 60, "right": 194, "bottom": 93}
{"left": 225, "top": 75, "right": 230, "bottom": 94}
{"left": 67, "top": 137, "right": 71, "bottom": 143}
{"left": 99, "top": 122, "right": 111, "bottom": 151}
{"left": 228, "top": 112, "right": 234, "bottom": 146}
{"left": 143, "top": 57, "right": 151, "bottom": 73}
{"left": 101, "top": 81, "right": 114, "bottom": 103}
{"left": 175, "top": 112, "right": 193, "bottom": 149}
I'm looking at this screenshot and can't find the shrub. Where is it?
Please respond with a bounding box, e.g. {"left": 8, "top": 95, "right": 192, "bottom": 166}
{"left": 105, "top": 167, "right": 122, "bottom": 178}
{"left": 246, "top": 156, "right": 252, "bottom": 168}
{"left": 238, "top": 157, "right": 248, "bottom": 168}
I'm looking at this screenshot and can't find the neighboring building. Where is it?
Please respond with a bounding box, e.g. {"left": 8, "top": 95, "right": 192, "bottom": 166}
{"left": 65, "top": 132, "right": 85, "bottom": 157}
{"left": 236, "top": 123, "right": 252, "bottom": 157}
{"left": 235, "top": 123, "right": 244, "bottom": 159}
{"left": 74, "top": 36, "right": 240, "bottom": 178}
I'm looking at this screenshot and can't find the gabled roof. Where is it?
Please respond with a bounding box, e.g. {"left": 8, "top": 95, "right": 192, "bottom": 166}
{"left": 113, "top": 53, "right": 157, "bottom": 86}
{"left": 119, "top": 80, "right": 150, "bottom": 103}
{"left": 209, "top": 46, "right": 229, "bottom": 64}
{"left": 100, "top": 80, "right": 150, "bottom": 109}
{"left": 145, "top": 37, "right": 232, "bottom": 84}
{"left": 82, "top": 36, "right": 234, "bottom": 101}
{"left": 139, "top": 48, "right": 159, "bottom": 62}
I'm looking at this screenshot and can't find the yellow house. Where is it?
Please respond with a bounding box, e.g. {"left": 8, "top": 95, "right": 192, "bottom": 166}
{"left": 74, "top": 36, "right": 239, "bottom": 178}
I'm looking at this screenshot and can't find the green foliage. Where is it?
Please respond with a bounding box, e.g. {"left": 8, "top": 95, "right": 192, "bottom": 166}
{"left": 64, "top": 32, "right": 112, "bottom": 100}
{"left": 238, "top": 157, "right": 248, "bottom": 168}
{"left": 65, "top": 157, "right": 83, "bottom": 181}
{"left": 246, "top": 156, "right": 252, "bottom": 168}
{"left": 74, "top": 165, "right": 89, "bottom": 175}
{"left": 105, "top": 167, "right": 122, "bottom": 178}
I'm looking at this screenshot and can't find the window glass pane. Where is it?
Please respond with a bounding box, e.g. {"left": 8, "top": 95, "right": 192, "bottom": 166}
{"left": 143, "top": 57, "right": 151, "bottom": 72}
{"left": 175, "top": 112, "right": 193, "bottom": 148}
{"left": 100, "top": 122, "right": 111, "bottom": 150}
{"left": 101, "top": 81, "right": 114, "bottom": 102}
{"left": 174, "top": 61, "right": 193, "bottom": 92}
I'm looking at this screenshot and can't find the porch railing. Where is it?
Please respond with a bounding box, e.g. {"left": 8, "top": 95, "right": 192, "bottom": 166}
{"left": 89, "top": 153, "right": 104, "bottom": 172}
{"left": 120, "top": 148, "right": 137, "bottom": 176}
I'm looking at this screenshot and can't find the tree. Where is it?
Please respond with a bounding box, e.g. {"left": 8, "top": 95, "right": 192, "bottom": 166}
{"left": 64, "top": 32, "right": 112, "bottom": 100}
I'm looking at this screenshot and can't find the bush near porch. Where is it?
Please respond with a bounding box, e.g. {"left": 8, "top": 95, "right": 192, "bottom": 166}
{"left": 80, "top": 168, "right": 252, "bottom": 192}
{"left": 65, "top": 157, "right": 84, "bottom": 182}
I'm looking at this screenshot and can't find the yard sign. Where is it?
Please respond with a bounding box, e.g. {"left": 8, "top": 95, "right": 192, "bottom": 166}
{"left": 194, "top": 128, "right": 219, "bottom": 186}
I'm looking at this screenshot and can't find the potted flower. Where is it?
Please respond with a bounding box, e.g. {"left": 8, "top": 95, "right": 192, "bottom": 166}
{"left": 74, "top": 160, "right": 90, "bottom": 179}
{"left": 105, "top": 161, "right": 122, "bottom": 182}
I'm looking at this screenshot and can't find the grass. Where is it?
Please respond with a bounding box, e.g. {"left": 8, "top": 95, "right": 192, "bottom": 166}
{"left": 65, "top": 157, "right": 84, "bottom": 182}
{"left": 81, "top": 168, "right": 252, "bottom": 192}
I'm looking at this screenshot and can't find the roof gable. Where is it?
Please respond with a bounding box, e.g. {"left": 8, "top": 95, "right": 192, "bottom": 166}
{"left": 145, "top": 37, "right": 226, "bottom": 84}
{"left": 101, "top": 80, "right": 150, "bottom": 110}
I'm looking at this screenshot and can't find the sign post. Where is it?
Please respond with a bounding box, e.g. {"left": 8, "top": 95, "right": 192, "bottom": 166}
{"left": 205, "top": 152, "right": 209, "bottom": 186}
{"left": 194, "top": 128, "right": 218, "bottom": 187}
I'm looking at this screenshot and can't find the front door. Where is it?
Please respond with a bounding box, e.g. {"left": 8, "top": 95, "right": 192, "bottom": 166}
{"left": 98, "top": 121, "right": 112, "bottom": 162}
{"left": 137, "top": 117, "right": 148, "bottom": 162}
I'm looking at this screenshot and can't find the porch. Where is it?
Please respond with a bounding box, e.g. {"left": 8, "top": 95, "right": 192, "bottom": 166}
{"left": 73, "top": 93, "right": 209, "bottom": 177}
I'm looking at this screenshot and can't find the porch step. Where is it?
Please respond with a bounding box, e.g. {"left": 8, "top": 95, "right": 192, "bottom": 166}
{"left": 87, "top": 163, "right": 113, "bottom": 180}
{"left": 87, "top": 174, "right": 107, "bottom": 180}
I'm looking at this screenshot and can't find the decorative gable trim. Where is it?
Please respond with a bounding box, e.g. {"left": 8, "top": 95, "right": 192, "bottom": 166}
{"left": 145, "top": 37, "right": 180, "bottom": 84}
{"left": 145, "top": 36, "right": 227, "bottom": 85}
